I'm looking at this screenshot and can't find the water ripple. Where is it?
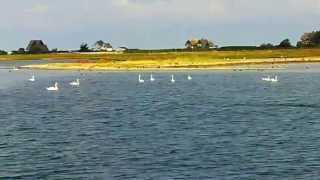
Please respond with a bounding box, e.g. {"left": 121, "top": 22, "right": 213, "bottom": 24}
{"left": 0, "top": 70, "right": 320, "bottom": 179}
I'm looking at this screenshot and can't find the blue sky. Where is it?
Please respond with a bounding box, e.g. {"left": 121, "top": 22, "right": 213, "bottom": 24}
{"left": 0, "top": 0, "right": 319, "bottom": 50}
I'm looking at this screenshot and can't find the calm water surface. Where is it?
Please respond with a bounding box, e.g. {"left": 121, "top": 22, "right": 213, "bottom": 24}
{"left": 1, "top": 61, "right": 320, "bottom": 179}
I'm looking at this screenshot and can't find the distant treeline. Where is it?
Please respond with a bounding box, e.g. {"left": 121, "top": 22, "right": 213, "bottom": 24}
{"left": 124, "top": 32, "right": 320, "bottom": 53}
{"left": 125, "top": 46, "right": 296, "bottom": 53}
{"left": 1, "top": 30, "right": 320, "bottom": 55}
{"left": 0, "top": 50, "right": 7, "bottom": 55}
{"left": 125, "top": 48, "right": 216, "bottom": 53}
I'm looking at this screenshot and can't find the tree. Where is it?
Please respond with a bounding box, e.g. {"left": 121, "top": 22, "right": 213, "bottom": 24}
{"left": 297, "top": 31, "right": 320, "bottom": 47}
{"left": 79, "top": 43, "right": 90, "bottom": 52}
{"left": 0, "top": 50, "right": 7, "bottom": 55}
{"left": 260, "top": 43, "right": 274, "bottom": 49}
{"left": 208, "top": 41, "right": 217, "bottom": 49}
{"left": 296, "top": 41, "right": 303, "bottom": 48}
{"left": 17, "top": 48, "right": 25, "bottom": 54}
{"left": 278, "top": 39, "right": 292, "bottom": 48}
{"left": 199, "top": 39, "right": 210, "bottom": 49}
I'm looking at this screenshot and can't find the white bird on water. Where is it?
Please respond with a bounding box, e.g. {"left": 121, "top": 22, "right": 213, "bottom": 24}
{"left": 262, "top": 75, "right": 278, "bottom": 82}
{"left": 262, "top": 76, "right": 271, "bottom": 81}
{"left": 187, "top": 75, "right": 192, "bottom": 80}
{"left": 270, "top": 76, "right": 278, "bottom": 82}
{"left": 171, "top": 75, "right": 175, "bottom": 83}
{"left": 47, "top": 82, "right": 59, "bottom": 91}
{"left": 69, "top": 78, "right": 80, "bottom": 86}
{"left": 138, "top": 74, "right": 145, "bottom": 83}
{"left": 150, "top": 74, "right": 155, "bottom": 82}
{"left": 29, "top": 74, "right": 35, "bottom": 82}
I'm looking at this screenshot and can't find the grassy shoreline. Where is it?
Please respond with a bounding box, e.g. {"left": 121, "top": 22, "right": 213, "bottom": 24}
{"left": 2, "top": 48, "right": 320, "bottom": 70}
{"left": 21, "top": 57, "right": 320, "bottom": 71}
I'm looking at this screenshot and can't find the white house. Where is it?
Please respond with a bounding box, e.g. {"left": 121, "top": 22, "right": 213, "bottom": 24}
{"left": 115, "top": 47, "right": 128, "bottom": 52}
{"left": 94, "top": 41, "right": 113, "bottom": 51}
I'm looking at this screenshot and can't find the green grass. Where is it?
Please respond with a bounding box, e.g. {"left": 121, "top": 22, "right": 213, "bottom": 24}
{"left": 1, "top": 48, "right": 320, "bottom": 62}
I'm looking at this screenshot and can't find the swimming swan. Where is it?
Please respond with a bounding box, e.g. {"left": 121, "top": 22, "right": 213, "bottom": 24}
{"left": 270, "top": 76, "right": 278, "bottom": 82}
{"left": 187, "top": 75, "right": 192, "bottom": 80}
{"left": 171, "top": 75, "right": 175, "bottom": 83}
{"left": 138, "top": 74, "right": 145, "bottom": 83}
{"left": 262, "top": 76, "right": 271, "bottom": 81}
{"left": 69, "top": 78, "right": 80, "bottom": 86}
{"left": 150, "top": 74, "right": 155, "bottom": 82}
{"left": 47, "top": 82, "right": 59, "bottom": 91}
{"left": 29, "top": 75, "right": 35, "bottom": 82}
{"left": 262, "top": 76, "right": 278, "bottom": 82}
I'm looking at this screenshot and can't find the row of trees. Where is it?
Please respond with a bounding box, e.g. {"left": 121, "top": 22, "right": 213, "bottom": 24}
{"left": 184, "top": 38, "right": 295, "bottom": 50}
{"left": 1, "top": 31, "right": 320, "bottom": 55}
{"left": 260, "top": 31, "right": 320, "bottom": 48}
{"left": 0, "top": 40, "right": 114, "bottom": 54}
{"left": 260, "top": 38, "right": 293, "bottom": 49}
{"left": 185, "top": 30, "right": 320, "bottom": 50}
{"left": 0, "top": 50, "right": 7, "bottom": 55}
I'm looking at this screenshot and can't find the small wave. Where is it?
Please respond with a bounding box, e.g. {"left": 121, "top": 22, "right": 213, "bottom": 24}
{"left": 231, "top": 102, "right": 320, "bottom": 109}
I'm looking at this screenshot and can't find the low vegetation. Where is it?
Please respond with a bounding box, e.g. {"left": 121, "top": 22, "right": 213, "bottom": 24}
{"left": 2, "top": 29, "right": 320, "bottom": 70}
{"left": 0, "top": 48, "right": 319, "bottom": 61}
{"left": 0, "top": 50, "right": 7, "bottom": 55}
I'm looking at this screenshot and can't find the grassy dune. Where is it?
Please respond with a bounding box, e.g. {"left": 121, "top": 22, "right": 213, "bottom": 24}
{"left": 2, "top": 48, "right": 320, "bottom": 70}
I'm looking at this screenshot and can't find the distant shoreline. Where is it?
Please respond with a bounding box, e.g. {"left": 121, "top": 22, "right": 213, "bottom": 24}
{"left": 0, "top": 48, "right": 318, "bottom": 71}
{"left": 20, "top": 57, "right": 320, "bottom": 71}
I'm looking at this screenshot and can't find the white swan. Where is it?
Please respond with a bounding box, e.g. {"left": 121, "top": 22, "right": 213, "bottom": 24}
{"left": 69, "top": 78, "right": 80, "bottom": 86}
{"left": 262, "top": 76, "right": 271, "bottom": 81}
{"left": 138, "top": 74, "right": 145, "bottom": 83}
{"left": 150, "top": 74, "right": 155, "bottom": 82}
{"left": 47, "top": 82, "right": 59, "bottom": 91}
{"left": 270, "top": 76, "right": 278, "bottom": 82}
{"left": 171, "top": 75, "right": 175, "bottom": 83}
{"left": 262, "top": 76, "right": 278, "bottom": 82}
{"left": 29, "top": 75, "right": 35, "bottom": 82}
{"left": 187, "top": 75, "right": 192, "bottom": 80}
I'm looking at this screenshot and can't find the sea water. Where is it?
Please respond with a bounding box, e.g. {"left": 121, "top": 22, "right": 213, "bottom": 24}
{"left": 1, "top": 61, "right": 320, "bottom": 179}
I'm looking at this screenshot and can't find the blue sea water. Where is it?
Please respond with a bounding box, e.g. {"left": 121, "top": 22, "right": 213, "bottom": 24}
{"left": 1, "top": 61, "right": 320, "bottom": 179}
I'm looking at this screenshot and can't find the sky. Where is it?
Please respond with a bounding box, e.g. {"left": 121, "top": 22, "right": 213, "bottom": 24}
{"left": 0, "top": 0, "right": 319, "bottom": 50}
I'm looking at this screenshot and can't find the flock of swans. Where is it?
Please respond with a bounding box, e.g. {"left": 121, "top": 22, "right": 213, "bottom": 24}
{"left": 138, "top": 74, "right": 191, "bottom": 84}
{"left": 26, "top": 74, "right": 80, "bottom": 91}
{"left": 27, "top": 73, "right": 192, "bottom": 92}
{"left": 25, "top": 71, "right": 277, "bottom": 92}
{"left": 46, "top": 79, "right": 80, "bottom": 91}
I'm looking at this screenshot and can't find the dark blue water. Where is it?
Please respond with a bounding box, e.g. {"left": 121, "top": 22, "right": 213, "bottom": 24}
{"left": 1, "top": 62, "right": 320, "bottom": 179}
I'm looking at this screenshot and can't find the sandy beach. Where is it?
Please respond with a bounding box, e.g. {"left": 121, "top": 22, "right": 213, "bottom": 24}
{"left": 20, "top": 57, "right": 320, "bottom": 71}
